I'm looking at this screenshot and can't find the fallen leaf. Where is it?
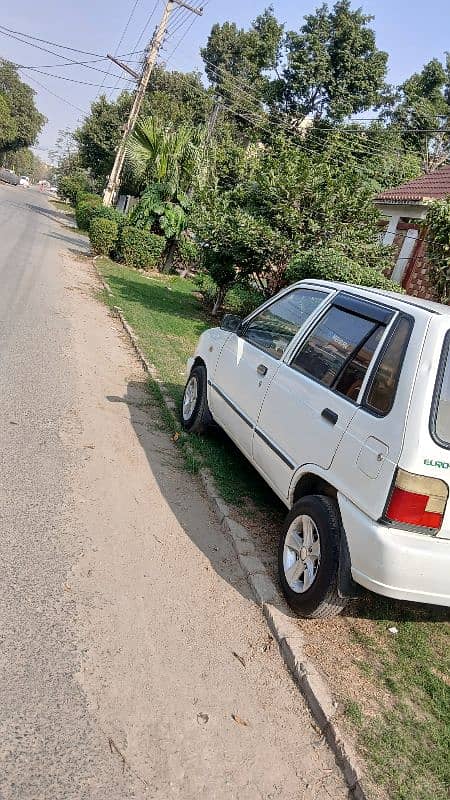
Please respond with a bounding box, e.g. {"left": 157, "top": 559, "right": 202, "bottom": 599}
{"left": 388, "top": 626, "right": 398, "bottom": 635}
{"left": 172, "top": 432, "right": 180, "bottom": 442}
{"left": 197, "top": 712, "right": 209, "bottom": 725}
{"left": 232, "top": 651, "right": 246, "bottom": 668}
{"left": 232, "top": 713, "right": 249, "bottom": 727}
{"left": 9, "top": 420, "right": 18, "bottom": 425}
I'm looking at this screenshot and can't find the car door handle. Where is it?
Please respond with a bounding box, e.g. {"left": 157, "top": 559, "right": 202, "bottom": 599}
{"left": 257, "top": 363, "right": 268, "bottom": 376}
{"left": 321, "top": 408, "right": 338, "bottom": 426}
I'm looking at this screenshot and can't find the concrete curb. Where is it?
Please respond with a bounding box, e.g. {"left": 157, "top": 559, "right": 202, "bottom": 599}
{"left": 93, "top": 257, "right": 368, "bottom": 800}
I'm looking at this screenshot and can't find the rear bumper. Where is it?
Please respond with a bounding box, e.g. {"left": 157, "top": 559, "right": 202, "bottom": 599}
{"left": 339, "top": 494, "right": 450, "bottom": 606}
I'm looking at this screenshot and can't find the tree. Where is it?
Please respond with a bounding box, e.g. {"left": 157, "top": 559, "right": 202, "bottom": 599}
{"left": 271, "top": 0, "right": 388, "bottom": 120}
{"left": 424, "top": 199, "right": 450, "bottom": 300}
{"left": 201, "top": 6, "right": 283, "bottom": 115}
{"left": 0, "top": 60, "right": 46, "bottom": 154}
{"left": 74, "top": 92, "right": 132, "bottom": 190}
{"left": 0, "top": 93, "right": 17, "bottom": 151}
{"left": 126, "top": 116, "right": 210, "bottom": 272}
{"left": 382, "top": 57, "right": 450, "bottom": 170}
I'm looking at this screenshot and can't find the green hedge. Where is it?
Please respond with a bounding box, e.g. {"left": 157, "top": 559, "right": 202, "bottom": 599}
{"left": 286, "top": 248, "right": 402, "bottom": 292}
{"left": 89, "top": 218, "right": 118, "bottom": 256}
{"left": 75, "top": 194, "right": 102, "bottom": 231}
{"left": 194, "top": 273, "right": 266, "bottom": 316}
{"left": 119, "top": 225, "right": 166, "bottom": 270}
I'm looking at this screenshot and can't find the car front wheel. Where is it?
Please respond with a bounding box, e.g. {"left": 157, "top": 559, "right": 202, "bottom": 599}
{"left": 278, "top": 495, "right": 349, "bottom": 618}
{"left": 181, "top": 364, "right": 212, "bottom": 434}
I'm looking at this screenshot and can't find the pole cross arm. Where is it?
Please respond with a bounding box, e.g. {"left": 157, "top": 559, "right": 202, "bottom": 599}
{"left": 173, "top": 0, "right": 203, "bottom": 14}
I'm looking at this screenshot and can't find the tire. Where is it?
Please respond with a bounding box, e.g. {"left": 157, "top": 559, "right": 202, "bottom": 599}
{"left": 181, "top": 365, "right": 212, "bottom": 434}
{"left": 278, "top": 494, "right": 349, "bottom": 619}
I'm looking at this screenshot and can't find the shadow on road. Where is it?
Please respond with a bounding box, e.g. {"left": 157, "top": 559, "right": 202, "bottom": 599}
{"left": 106, "top": 380, "right": 257, "bottom": 606}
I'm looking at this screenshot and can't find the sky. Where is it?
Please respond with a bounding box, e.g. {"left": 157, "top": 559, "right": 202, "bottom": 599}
{"left": 1, "top": 0, "right": 449, "bottom": 159}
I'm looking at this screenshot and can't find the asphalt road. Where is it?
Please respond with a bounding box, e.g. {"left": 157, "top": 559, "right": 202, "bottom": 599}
{"left": 0, "top": 185, "right": 348, "bottom": 800}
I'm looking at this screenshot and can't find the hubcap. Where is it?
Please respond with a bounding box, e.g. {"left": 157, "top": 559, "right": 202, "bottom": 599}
{"left": 182, "top": 375, "right": 198, "bottom": 421}
{"left": 283, "top": 514, "right": 321, "bottom": 593}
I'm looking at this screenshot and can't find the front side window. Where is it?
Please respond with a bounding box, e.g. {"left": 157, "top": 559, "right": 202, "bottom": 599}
{"left": 243, "top": 288, "right": 327, "bottom": 360}
{"left": 364, "top": 316, "right": 412, "bottom": 416}
{"left": 291, "top": 306, "right": 380, "bottom": 391}
{"left": 432, "top": 331, "right": 450, "bottom": 448}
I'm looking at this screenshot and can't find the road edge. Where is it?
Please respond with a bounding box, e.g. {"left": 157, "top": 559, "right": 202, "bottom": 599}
{"left": 93, "top": 256, "right": 368, "bottom": 800}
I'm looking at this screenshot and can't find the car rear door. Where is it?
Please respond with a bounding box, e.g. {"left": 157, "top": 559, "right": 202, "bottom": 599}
{"left": 209, "top": 287, "right": 329, "bottom": 457}
{"left": 253, "top": 294, "right": 395, "bottom": 500}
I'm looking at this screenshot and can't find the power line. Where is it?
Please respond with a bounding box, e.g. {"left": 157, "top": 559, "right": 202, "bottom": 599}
{"left": 19, "top": 65, "right": 134, "bottom": 87}
{"left": 96, "top": 0, "right": 142, "bottom": 100}
{"left": 23, "top": 73, "right": 88, "bottom": 115}
{"left": 0, "top": 24, "right": 104, "bottom": 56}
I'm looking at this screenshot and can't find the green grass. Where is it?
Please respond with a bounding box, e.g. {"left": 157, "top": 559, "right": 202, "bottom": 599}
{"left": 96, "top": 257, "right": 450, "bottom": 800}
{"left": 48, "top": 197, "right": 74, "bottom": 214}
{"left": 347, "top": 598, "right": 450, "bottom": 800}
{"left": 97, "top": 257, "right": 284, "bottom": 515}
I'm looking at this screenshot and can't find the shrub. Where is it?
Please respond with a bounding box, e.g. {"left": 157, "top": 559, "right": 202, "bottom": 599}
{"left": 58, "top": 172, "right": 92, "bottom": 204}
{"left": 193, "top": 272, "right": 218, "bottom": 306}
{"left": 424, "top": 199, "right": 450, "bottom": 301}
{"left": 178, "top": 235, "right": 201, "bottom": 269}
{"left": 119, "top": 225, "right": 166, "bottom": 270}
{"left": 286, "top": 248, "right": 403, "bottom": 293}
{"left": 75, "top": 194, "right": 102, "bottom": 231}
{"left": 91, "top": 205, "right": 124, "bottom": 225}
{"left": 89, "top": 218, "right": 118, "bottom": 256}
{"left": 225, "top": 284, "right": 266, "bottom": 316}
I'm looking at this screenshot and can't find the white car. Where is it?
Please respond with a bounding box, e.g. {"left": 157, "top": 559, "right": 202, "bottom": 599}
{"left": 19, "top": 175, "right": 30, "bottom": 187}
{"left": 182, "top": 279, "right": 450, "bottom": 617}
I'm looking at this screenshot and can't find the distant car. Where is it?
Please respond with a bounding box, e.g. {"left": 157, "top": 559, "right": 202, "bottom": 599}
{"left": 182, "top": 279, "right": 450, "bottom": 618}
{"left": 0, "top": 168, "right": 19, "bottom": 186}
{"left": 19, "top": 176, "right": 30, "bottom": 187}
{"left": 49, "top": 186, "right": 58, "bottom": 195}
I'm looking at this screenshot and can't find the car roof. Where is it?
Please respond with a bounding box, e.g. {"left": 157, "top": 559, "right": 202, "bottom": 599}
{"left": 298, "top": 279, "right": 450, "bottom": 317}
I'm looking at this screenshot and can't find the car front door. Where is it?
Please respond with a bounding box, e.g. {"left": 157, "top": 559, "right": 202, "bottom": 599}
{"left": 253, "top": 294, "right": 395, "bottom": 499}
{"left": 209, "top": 287, "right": 329, "bottom": 457}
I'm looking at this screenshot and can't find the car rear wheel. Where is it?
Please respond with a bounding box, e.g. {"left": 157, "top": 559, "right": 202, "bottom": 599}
{"left": 278, "top": 495, "right": 349, "bottom": 618}
{"left": 181, "top": 365, "right": 212, "bottom": 434}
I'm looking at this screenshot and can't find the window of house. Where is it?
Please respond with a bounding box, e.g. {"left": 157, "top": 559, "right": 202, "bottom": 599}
{"left": 290, "top": 306, "right": 381, "bottom": 392}
{"left": 364, "top": 316, "right": 412, "bottom": 415}
{"left": 243, "top": 288, "right": 327, "bottom": 360}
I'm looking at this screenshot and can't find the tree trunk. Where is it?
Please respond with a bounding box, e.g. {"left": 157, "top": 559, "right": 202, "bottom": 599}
{"left": 211, "top": 286, "right": 225, "bottom": 316}
{"left": 161, "top": 239, "right": 178, "bottom": 273}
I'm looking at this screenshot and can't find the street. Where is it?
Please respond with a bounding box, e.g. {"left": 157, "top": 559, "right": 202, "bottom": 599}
{"left": 0, "top": 184, "right": 348, "bottom": 799}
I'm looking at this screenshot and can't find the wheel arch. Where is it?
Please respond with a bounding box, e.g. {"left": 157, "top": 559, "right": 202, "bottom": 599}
{"left": 290, "top": 470, "right": 362, "bottom": 600}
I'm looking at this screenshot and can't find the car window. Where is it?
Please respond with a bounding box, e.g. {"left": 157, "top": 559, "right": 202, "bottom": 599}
{"left": 334, "top": 326, "right": 384, "bottom": 401}
{"left": 243, "top": 288, "right": 327, "bottom": 360}
{"left": 364, "top": 317, "right": 412, "bottom": 415}
{"left": 432, "top": 332, "right": 450, "bottom": 447}
{"left": 290, "top": 306, "right": 378, "bottom": 388}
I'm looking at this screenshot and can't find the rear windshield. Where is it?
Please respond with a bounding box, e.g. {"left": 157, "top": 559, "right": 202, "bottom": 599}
{"left": 431, "top": 332, "right": 450, "bottom": 448}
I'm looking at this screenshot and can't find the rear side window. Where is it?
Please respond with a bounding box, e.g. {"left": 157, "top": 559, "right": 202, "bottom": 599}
{"left": 431, "top": 332, "right": 450, "bottom": 448}
{"left": 243, "top": 288, "right": 327, "bottom": 360}
{"left": 364, "top": 316, "right": 412, "bottom": 415}
{"left": 291, "top": 306, "right": 381, "bottom": 391}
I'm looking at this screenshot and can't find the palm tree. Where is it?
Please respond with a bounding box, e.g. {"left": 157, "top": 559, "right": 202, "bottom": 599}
{"left": 126, "top": 116, "right": 211, "bottom": 272}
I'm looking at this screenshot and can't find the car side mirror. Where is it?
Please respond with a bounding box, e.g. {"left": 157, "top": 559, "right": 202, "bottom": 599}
{"left": 220, "top": 314, "right": 243, "bottom": 334}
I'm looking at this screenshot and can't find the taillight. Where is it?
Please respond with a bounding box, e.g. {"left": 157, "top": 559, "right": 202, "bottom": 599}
{"left": 385, "top": 469, "right": 448, "bottom": 531}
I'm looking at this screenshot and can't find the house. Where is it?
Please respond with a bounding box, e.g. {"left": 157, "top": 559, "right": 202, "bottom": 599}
{"left": 374, "top": 165, "right": 450, "bottom": 300}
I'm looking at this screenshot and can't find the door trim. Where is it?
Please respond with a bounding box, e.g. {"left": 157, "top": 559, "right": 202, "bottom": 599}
{"left": 254, "top": 427, "right": 296, "bottom": 470}
{"left": 208, "top": 381, "right": 253, "bottom": 428}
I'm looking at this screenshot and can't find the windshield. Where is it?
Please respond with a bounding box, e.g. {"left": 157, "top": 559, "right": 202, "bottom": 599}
{"left": 432, "top": 332, "right": 450, "bottom": 448}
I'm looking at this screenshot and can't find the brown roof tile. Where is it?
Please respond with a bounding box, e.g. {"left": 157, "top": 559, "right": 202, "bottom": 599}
{"left": 375, "top": 164, "right": 450, "bottom": 203}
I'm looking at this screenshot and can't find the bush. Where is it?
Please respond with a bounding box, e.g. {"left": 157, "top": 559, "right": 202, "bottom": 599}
{"left": 58, "top": 172, "right": 92, "bottom": 205}
{"left": 119, "top": 226, "right": 166, "bottom": 270}
{"left": 193, "top": 272, "right": 218, "bottom": 306}
{"left": 75, "top": 194, "right": 102, "bottom": 231}
{"left": 286, "top": 248, "right": 403, "bottom": 293}
{"left": 225, "top": 284, "right": 266, "bottom": 316}
{"left": 91, "top": 205, "right": 124, "bottom": 225}
{"left": 89, "top": 218, "right": 118, "bottom": 256}
{"left": 178, "top": 235, "right": 201, "bottom": 269}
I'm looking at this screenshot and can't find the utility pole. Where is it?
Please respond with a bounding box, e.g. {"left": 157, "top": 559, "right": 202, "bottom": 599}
{"left": 103, "top": 0, "right": 203, "bottom": 207}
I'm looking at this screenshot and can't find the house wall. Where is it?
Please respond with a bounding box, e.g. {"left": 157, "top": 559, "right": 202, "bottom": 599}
{"left": 402, "top": 237, "right": 439, "bottom": 301}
